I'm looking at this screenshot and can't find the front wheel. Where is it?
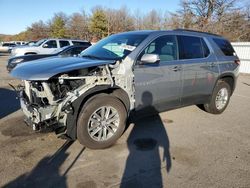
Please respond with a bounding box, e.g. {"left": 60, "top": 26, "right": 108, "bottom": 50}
{"left": 77, "top": 94, "right": 127, "bottom": 149}
{"left": 203, "top": 81, "right": 231, "bottom": 114}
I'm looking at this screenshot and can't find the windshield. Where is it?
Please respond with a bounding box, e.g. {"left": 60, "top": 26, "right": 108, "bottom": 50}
{"left": 80, "top": 33, "right": 148, "bottom": 60}
{"left": 33, "top": 39, "right": 46, "bottom": 46}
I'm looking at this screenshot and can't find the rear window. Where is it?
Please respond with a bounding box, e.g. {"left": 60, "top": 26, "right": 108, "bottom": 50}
{"left": 178, "top": 36, "right": 210, "bottom": 59}
{"left": 72, "top": 41, "right": 91, "bottom": 46}
{"left": 213, "top": 38, "right": 235, "bottom": 56}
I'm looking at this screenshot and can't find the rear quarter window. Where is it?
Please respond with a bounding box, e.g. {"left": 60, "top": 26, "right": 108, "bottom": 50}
{"left": 213, "top": 38, "right": 235, "bottom": 56}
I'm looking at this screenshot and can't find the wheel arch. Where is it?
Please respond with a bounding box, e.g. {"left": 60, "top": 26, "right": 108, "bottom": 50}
{"left": 216, "top": 73, "right": 236, "bottom": 95}
{"left": 25, "top": 52, "right": 37, "bottom": 55}
{"left": 65, "top": 85, "right": 130, "bottom": 139}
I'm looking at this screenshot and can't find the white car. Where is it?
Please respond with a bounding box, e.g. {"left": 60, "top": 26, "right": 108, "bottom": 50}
{"left": 11, "top": 38, "right": 90, "bottom": 57}
{"left": 0, "top": 43, "right": 16, "bottom": 53}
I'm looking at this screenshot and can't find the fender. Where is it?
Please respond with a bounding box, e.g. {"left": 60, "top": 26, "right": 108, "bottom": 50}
{"left": 213, "top": 72, "right": 236, "bottom": 96}
{"left": 65, "top": 85, "right": 130, "bottom": 139}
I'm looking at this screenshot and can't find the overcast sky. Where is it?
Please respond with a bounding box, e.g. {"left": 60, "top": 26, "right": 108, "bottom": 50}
{"left": 0, "top": 0, "right": 180, "bottom": 35}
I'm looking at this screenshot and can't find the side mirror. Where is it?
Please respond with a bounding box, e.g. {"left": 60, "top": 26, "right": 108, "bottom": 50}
{"left": 42, "top": 43, "right": 48, "bottom": 48}
{"left": 140, "top": 54, "right": 160, "bottom": 64}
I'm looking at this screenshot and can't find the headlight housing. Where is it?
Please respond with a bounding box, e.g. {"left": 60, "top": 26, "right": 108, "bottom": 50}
{"left": 11, "top": 58, "right": 24, "bottom": 64}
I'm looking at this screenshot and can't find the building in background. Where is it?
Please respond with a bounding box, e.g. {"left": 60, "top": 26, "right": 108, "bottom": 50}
{"left": 232, "top": 42, "right": 250, "bottom": 74}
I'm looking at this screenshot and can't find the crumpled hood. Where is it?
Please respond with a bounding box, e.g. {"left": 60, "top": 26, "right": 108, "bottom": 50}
{"left": 11, "top": 56, "right": 113, "bottom": 80}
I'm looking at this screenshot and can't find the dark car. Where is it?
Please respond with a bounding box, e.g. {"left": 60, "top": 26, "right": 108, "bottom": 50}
{"left": 7, "top": 44, "right": 91, "bottom": 71}
{"left": 11, "top": 30, "right": 239, "bottom": 149}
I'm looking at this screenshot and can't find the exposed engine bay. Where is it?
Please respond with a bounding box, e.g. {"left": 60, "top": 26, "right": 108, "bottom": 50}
{"left": 18, "top": 63, "right": 134, "bottom": 136}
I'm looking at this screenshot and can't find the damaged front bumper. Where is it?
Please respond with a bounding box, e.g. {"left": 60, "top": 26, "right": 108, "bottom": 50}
{"left": 20, "top": 90, "right": 59, "bottom": 131}
{"left": 17, "top": 79, "right": 68, "bottom": 133}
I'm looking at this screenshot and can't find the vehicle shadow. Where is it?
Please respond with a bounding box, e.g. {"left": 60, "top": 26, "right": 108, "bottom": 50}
{"left": 0, "top": 88, "right": 20, "bottom": 119}
{"left": 3, "top": 140, "right": 85, "bottom": 188}
{"left": 0, "top": 53, "right": 10, "bottom": 56}
{"left": 120, "top": 91, "right": 171, "bottom": 188}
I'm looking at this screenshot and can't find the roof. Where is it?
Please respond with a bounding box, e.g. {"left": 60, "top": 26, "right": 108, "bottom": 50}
{"left": 173, "top": 29, "right": 222, "bottom": 37}
{"left": 115, "top": 29, "right": 223, "bottom": 38}
{"left": 39, "top": 38, "right": 89, "bottom": 42}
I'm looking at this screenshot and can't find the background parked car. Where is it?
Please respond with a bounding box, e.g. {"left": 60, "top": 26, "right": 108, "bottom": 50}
{"left": 0, "top": 43, "right": 16, "bottom": 53}
{"left": 11, "top": 38, "right": 91, "bottom": 57}
{"left": 11, "top": 41, "right": 27, "bottom": 45}
{"left": 26, "top": 41, "right": 38, "bottom": 46}
{"left": 7, "top": 44, "right": 91, "bottom": 71}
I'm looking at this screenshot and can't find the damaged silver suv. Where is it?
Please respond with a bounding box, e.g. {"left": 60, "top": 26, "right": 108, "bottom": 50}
{"left": 11, "top": 30, "right": 240, "bottom": 149}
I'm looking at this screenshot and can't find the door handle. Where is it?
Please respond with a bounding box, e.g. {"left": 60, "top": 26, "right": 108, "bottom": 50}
{"left": 208, "top": 63, "right": 216, "bottom": 67}
{"left": 172, "top": 66, "right": 181, "bottom": 72}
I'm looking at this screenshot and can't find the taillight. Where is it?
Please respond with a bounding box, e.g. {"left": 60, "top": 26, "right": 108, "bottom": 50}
{"left": 234, "top": 59, "right": 240, "bottom": 65}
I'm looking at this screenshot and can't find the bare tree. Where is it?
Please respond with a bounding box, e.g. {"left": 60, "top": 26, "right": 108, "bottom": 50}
{"left": 67, "top": 11, "right": 90, "bottom": 40}
{"left": 105, "top": 6, "right": 135, "bottom": 34}
{"left": 26, "top": 20, "right": 50, "bottom": 40}
{"left": 142, "top": 10, "right": 163, "bottom": 30}
{"left": 134, "top": 9, "right": 144, "bottom": 30}
{"left": 7, "top": 2, "right": 250, "bottom": 42}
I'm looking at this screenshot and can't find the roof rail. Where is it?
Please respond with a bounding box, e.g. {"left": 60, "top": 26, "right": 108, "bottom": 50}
{"left": 174, "top": 29, "right": 221, "bottom": 37}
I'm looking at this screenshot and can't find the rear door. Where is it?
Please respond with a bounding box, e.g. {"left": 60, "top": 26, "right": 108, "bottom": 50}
{"left": 134, "top": 35, "right": 182, "bottom": 113}
{"left": 178, "top": 35, "right": 219, "bottom": 105}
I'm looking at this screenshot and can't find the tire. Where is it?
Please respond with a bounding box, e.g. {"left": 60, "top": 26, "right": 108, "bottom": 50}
{"left": 203, "top": 80, "right": 231, "bottom": 114}
{"left": 77, "top": 94, "right": 127, "bottom": 149}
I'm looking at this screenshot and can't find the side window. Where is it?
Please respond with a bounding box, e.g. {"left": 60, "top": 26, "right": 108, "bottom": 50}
{"left": 139, "top": 35, "right": 178, "bottom": 62}
{"left": 178, "top": 36, "right": 204, "bottom": 59}
{"left": 43, "top": 40, "right": 57, "bottom": 48}
{"left": 59, "top": 40, "right": 70, "bottom": 47}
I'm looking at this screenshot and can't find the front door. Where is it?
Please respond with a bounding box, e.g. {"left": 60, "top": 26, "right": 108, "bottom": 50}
{"left": 134, "top": 35, "right": 182, "bottom": 114}
{"left": 41, "top": 40, "right": 58, "bottom": 54}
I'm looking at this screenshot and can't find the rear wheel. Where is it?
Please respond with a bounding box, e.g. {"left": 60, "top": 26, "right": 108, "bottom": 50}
{"left": 203, "top": 81, "right": 231, "bottom": 114}
{"left": 77, "top": 94, "right": 127, "bottom": 149}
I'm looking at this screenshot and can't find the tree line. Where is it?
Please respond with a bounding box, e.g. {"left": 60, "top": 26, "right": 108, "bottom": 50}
{"left": 2, "top": 0, "right": 250, "bottom": 42}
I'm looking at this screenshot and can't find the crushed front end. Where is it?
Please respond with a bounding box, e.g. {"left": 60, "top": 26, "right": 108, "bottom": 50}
{"left": 16, "top": 64, "right": 135, "bottom": 137}
{"left": 19, "top": 80, "right": 71, "bottom": 132}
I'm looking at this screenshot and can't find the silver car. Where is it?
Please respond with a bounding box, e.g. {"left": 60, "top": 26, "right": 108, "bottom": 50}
{"left": 11, "top": 30, "right": 240, "bottom": 149}
{"left": 11, "top": 38, "right": 91, "bottom": 57}
{"left": 0, "top": 42, "right": 16, "bottom": 53}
